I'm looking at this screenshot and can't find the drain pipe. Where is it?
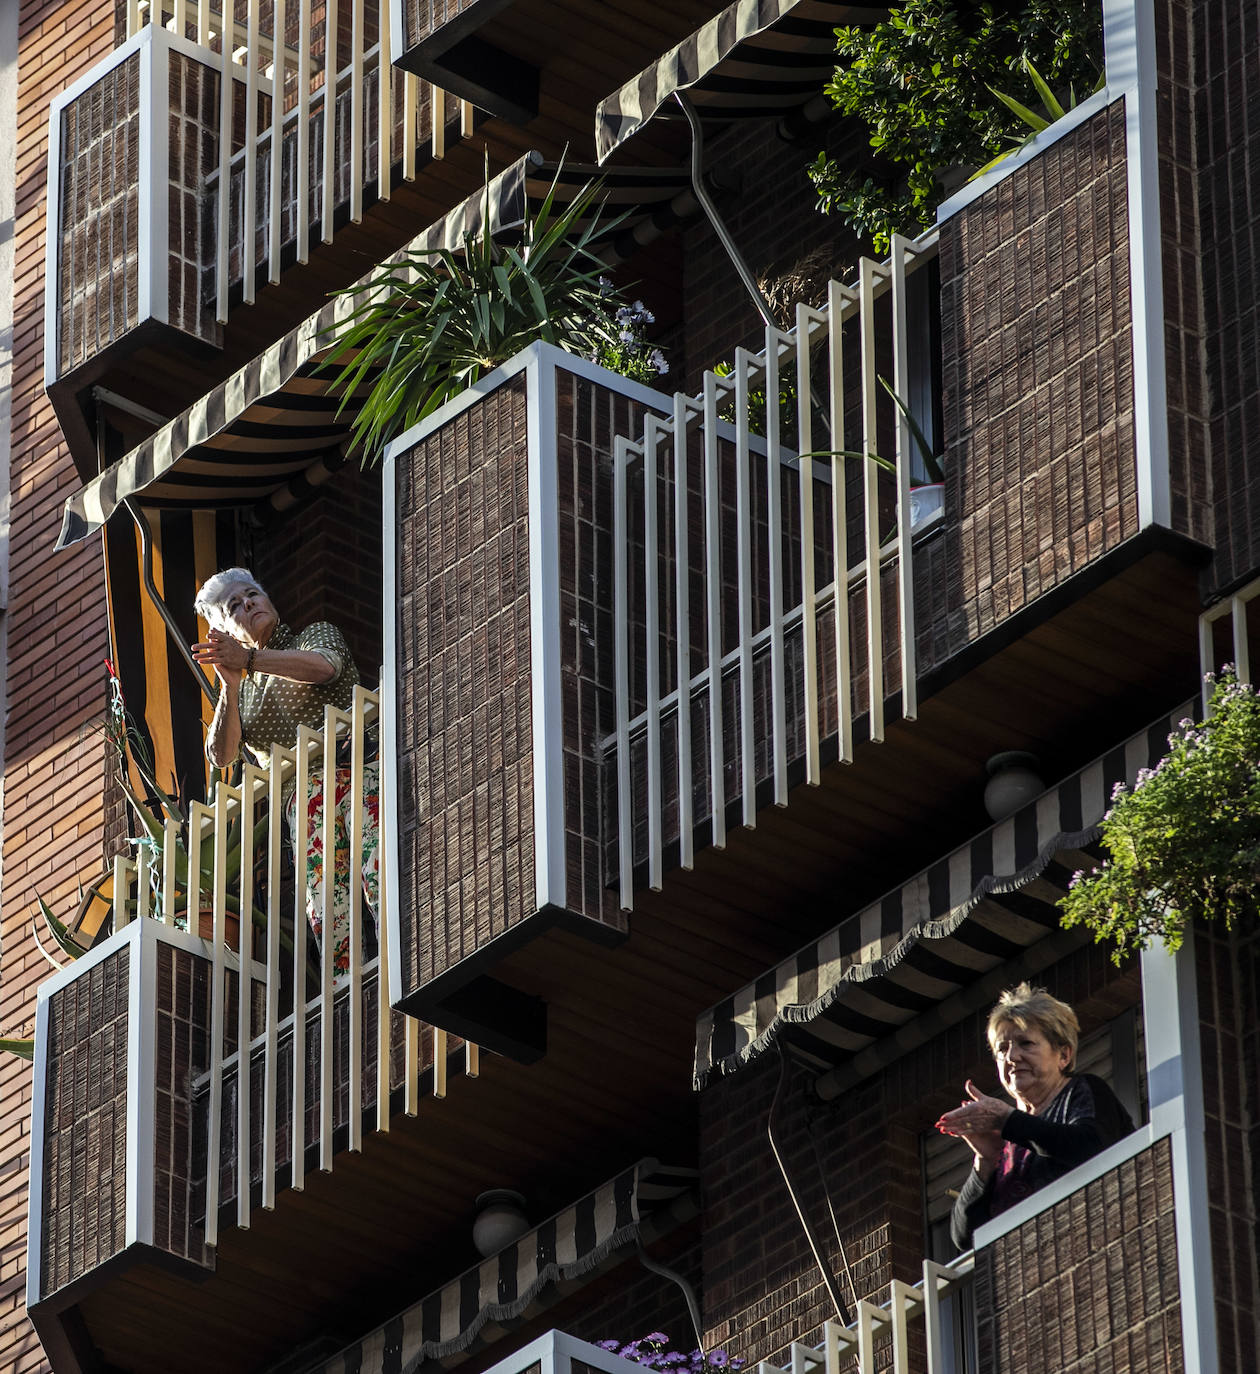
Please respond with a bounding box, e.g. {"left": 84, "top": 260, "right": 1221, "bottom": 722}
{"left": 674, "top": 94, "right": 833, "bottom": 442}
{"left": 675, "top": 91, "right": 776, "bottom": 331}
{"left": 635, "top": 1240, "right": 706, "bottom": 1355}
{"left": 767, "top": 1040, "right": 852, "bottom": 1327}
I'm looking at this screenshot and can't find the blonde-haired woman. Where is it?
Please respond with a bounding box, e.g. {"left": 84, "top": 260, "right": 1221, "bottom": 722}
{"left": 937, "top": 982, "right": 1133, "bottom": 1249}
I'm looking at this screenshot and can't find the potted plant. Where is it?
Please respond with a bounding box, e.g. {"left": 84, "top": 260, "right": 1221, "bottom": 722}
{"left": 807, "top": 0, "right": 1105, "bottom": 252}
{"left": 34, "top": 662, "right": 269, "bottom": 962}
{"left": 323, "top": 164, "right": 665, "bottom": 464}
{"left": 598, "top": 1333, "right": 745, "bottom": 1372}
{"left": 1059, "top": 670, "right": 1260, "bottom": 961}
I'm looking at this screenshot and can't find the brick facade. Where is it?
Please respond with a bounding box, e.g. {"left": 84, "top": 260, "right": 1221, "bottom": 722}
{"left": 699, "top": 942, "right": 1143, "bottom": 1368}
{"left": 1, "top": 3, "right": 118, "bottom": 1370}
{"left": 974, "top": 1137, "right": 1182, "bottom": 1373}
{"left": 1171, "top": 0, "right": 1260, "bottom": 593}
{"left": 1194, "top": 924, "right": 1260, "bottom": 1373}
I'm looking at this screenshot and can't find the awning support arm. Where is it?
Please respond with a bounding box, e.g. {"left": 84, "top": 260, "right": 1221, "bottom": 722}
{"left": 767, "top": 1040, "right": 852, "bottom": 1326}
{"left": 124, "top": 499, "right": 217, "bottom": 706}
{"left": 675, "top": 92, "right": 776, "bottom": 331}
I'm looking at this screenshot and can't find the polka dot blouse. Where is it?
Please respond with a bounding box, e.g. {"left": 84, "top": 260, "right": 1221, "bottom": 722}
{"left": 238, "top": 622, "right": 360, "bottom": 767}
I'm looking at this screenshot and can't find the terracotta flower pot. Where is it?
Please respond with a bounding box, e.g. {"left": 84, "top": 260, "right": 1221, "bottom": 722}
{"left": 194, "top": 907, "right": 241, "bottom": 952}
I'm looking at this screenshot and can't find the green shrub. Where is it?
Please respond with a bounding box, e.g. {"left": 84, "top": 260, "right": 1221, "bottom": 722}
{"left": 810, "top": 0, "right": 1103, "bottom": 252}
{"left": 1059, "top": 672, "right": 1260, "bottom": 962}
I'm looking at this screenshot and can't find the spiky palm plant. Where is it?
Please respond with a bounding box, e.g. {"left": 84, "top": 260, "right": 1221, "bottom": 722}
{"left": 324, "top": 166, "right": 622, "bottom": 463}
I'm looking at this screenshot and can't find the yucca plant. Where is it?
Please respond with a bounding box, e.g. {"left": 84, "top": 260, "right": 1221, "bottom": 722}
{"left": 970, "top": 54, "right": 1106, "bottom": 180}
{"left": 324, "top": 164, "right": 628, "bottom": 463}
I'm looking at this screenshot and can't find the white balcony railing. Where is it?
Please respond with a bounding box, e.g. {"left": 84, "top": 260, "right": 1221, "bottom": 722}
{"left": 613, "top": 234, "right": 940, "bottom": 905}
{"left": 123, "top": 0, "right": 472, "bottom": 323}
{"left": 111, "top": 685, "right": 478, "bottom": 1244}
{"left": 760, "top": 1254, "right": 975, "bottom": 1374}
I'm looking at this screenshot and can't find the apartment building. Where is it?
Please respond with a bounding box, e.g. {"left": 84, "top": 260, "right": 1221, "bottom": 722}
{"left": 2, "top": 1, "right": 1257, "bottom": 1372}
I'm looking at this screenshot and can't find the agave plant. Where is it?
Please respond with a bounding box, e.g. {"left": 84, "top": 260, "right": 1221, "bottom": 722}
{"left": 324, "top": 163, "right": 629, "bottom": 463}
{"left": 30, "top": 663, "right": 268, "bottom": 970}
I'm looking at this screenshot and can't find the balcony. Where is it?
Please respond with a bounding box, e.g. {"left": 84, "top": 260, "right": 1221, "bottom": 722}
{"left": 45, "top": 0, "right": 478, "bottom": 461}
{"left": 382, "top": 99, "right": 1206, "bottom": 1059}
{"left": 33, "top": 80, "right": 1213, "bottom": 1374}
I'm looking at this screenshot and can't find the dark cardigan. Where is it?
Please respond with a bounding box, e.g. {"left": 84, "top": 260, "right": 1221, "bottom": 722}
{"left": 950, "top": 1073, "right": 1135, "bottom": 1250}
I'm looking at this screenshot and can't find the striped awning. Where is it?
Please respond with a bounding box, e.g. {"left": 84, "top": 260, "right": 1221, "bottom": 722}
{"left": 694, "top": 704, "right": 1195, "bottom": 1090}
{"left": 55, "top": 155, "right": 694, "bottom": 550}
{"left": 316, "top": 1160, "right": 698, "bottom": 1374}
{"left": 595, "top": 0, "right": 885, "bottom": 164}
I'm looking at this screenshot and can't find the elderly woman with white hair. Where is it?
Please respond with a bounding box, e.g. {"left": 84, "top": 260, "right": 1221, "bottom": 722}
{"left": 937, "top": 982, "right": 1134, "bottom": 1249}
{"left": 192, "top": 567, "right": 379, "bottom": 974}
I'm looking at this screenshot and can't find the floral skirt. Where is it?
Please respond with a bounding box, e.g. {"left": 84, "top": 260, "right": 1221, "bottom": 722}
{"left": 285, "top": 761, "right": 381, "bottom": 976}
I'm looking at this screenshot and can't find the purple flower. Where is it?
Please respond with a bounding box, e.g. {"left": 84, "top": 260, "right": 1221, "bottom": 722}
{"left": 643, "top": 1334, "right": 669, "bottom": 1346}
{"left": 708, "top": 1353, "right": 730, "bottom": 1368}
{"left": 598, "top": 1341, "right": 622, "bottom": 1352}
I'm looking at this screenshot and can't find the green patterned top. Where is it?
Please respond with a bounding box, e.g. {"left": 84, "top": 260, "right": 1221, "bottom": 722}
{"left": 237, "top": 621, "right": 360, "bottom": 767}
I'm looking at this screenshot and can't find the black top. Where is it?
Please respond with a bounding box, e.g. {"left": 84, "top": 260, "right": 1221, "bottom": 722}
{"left": 950, "top": 1073, "right": 1135, "bottom": 1250}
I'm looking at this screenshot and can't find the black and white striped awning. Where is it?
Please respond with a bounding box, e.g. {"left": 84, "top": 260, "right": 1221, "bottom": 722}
{"left": 694, "top": 704, "right": 1194, "bottom": 1090}
{"left": 315, "top": 1160, "right": 698, "bottom": 1374}
{"left": 55, "top": 155, "right": 694, "bottom": 550}
{"left": 595, "top": 0, "right": 885, "bottom": 164}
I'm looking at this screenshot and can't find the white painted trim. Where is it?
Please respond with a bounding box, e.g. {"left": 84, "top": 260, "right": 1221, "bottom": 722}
{"left": 388, "top": 0, "right": 405, "bottom": 77}
{"left": 1142, "top": 935, "right": 1218, "bottom": 1373}
{"left": 46, "top": 26, "right": 151, "bottom": 110}
{"left": 25, "top": 995, "right": 50, "bottom": 1310}
{"left": 42, "top": 78, "right": 62, "bottom": 391}
{"left": 937, "top": 0, "right": 1172, "bottom": 531}
{"left": 935, "top": 87, "right": 1112, "bottom": 223}
{"left": 382, "top": 414, "right": 403, "bottom": 1009}
{"left": 482, "top": 1329, "right": 661, "bottom": 1374}
{"left": 33, "top": 916, "right": 238, "bottom": 1003}
{"left": 43, "top": 28, "right": 159, "bottom": 386}
{"left": 139, "top": 32, "right": 169, "bottom": 327}
{"left": 972, "top": 1121, "right": 1162, "bottom": 1250}
{"left": 526, "top": 353, "right": 566, "bottom": 912}
{"left": 125, "top": 920, "right": 157, "bottom": 1249}
{"left": 380, "top": 341, "right": 670, "bottom": 467}
{"left": 1107, "top": 0, "right": 1172, "bottom": 529}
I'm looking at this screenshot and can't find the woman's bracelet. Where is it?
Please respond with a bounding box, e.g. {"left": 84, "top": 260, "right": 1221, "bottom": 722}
{"left": 247, "top": 647, "right": 257, "bottom": 674}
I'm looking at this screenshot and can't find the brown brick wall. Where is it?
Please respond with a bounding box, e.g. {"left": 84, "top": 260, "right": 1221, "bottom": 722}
{"left": 1, "top": 2, "right": 119, "bottom": 1370}
{"left": 55, "top": 52, "right": 141, "bottom": 376}
{"left": 393, "top": 376, "right": 535, "bottom": 997}
{"left": 401, "top": 0, "right": 482, "bottom": 51}
{"left": 1194, "top": 923, "right": 1260, "bottom": 1373}
{"left": 700, "top": 942, "right": 1141, "bottom": 1367}
{"left": 152, "top": 941, "right": 212, "bottom": 1268}
{"left": 1154, "top": 0, "right": 1212, "bottom": 552}
{"left": 935, "top": 102, "right": 1139, "bottom": 655}
{"left": 1177, "top": 0, "right": 1260, "bottom": 593}
{"left": 393, "top": 368, "right": 655, "bottom": 1003}
{"left": 254, "top": 460, "right": 385, "bottom": 687}
{"left": 38, "top": 947, "right": 129, "bottom": 1302}
{"left": 974, "top": 1137, "right": 1181, "bottom": 1373}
